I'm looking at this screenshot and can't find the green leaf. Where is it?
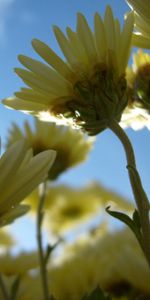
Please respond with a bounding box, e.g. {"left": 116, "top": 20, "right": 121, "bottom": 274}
{"left": 11, "top": 275, "right": 20, "bottom": 300}
{"left": 82, "top": 286, "right": 112, "bottom": 300}
{"left": 49, "top": 295, "right": 56, "bottom": 300}
{"left": 106, "top": 206, "right": 142, "bottom": 243}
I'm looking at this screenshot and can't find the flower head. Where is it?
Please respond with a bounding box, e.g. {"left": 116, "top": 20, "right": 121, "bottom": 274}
{"left": 3, "top": 6, "right": 134, "bottom": 135}
{"left": 49, "top": 229, "right": 150, "bottom": 300}
{"left": 120, "top": 50, "right": 150, "bottom": 130}
{"left": 0, "top": 229, "right": 15, "bottom": 248}
{"left": 6, "top": 118, "right": 93, "bottom": 180}
{"left": 126, "top": 0, "right": 150, "bottom": 49}
{"left": 0, "top": 140, "right": 56, "bottom": 226}
{"left": 0, "top": 252, "right": 39, "bottom": 276}
{"left": 25, "top": 184, "right": 101, "bottom": 235}
{"left": 25, "top": 182, "right": 132, "bottom": 235}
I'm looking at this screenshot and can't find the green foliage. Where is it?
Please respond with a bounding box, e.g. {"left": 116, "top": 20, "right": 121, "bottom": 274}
{"left": 106, "top": 207, "right": 142, "bottom": 243}
{"left": 11, "top": 276, "right": 20, "bottom": 300}
{"left": 82, "top": 286, "right": 112, "bottom": 300}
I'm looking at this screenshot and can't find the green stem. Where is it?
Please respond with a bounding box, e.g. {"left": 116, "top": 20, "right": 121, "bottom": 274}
{"left": 108, "top": 119, "right": 150, "bottom": 267}
{"left": 37, "top": 181, "right": 50, "bottom": 300}
{"left": 0, "top": 273, "right": 10, "bottom": 300}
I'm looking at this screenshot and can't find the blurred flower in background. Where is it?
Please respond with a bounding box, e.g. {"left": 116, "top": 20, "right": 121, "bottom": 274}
{"left": 0, "top": 229, "right": 15, "bottom": 250}
{"left": 1, "top": 228, "right": 149, "bottom": 300}
{"left": 48, "top": 228, "right": 150, "bottom": 300}
{"left": 121, "top": 50, "right": 150, "bottom": 130}
{"left": 24, "top": 182, "right": 133, "bottom": 236}
{"left": 126, "top": 0, "right": 150, "bottom": 48}
{"left": 0, "top": 251, "right": 39, "bottom": 276}
{"left": 6, "top": 118, "right": 94, "bottom": 180}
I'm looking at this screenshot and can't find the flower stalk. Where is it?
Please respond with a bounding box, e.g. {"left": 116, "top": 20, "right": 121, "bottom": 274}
{"left": 0, "top": 273, "right": 10, "bottom": 300}
{"left": 108, "top": 119, "right": 150, "bottom": 267}
{"left": 37, "top": 181, "right": 50, "bottom": 300}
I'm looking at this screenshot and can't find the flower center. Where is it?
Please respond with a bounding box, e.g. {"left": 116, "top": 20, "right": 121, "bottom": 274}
{"left": 51, "top": 64, "right": 127, "bottom": 135}
{"left": 68, "top": 65, "right": 127, "bottom": 135}
{"left": 61, "top": 205, "right": 84, "bottom": 219}
{"left": 32, "top": 139, "right": 71, "bottom": 180}
{"left": 134, "top": 63, "right": 150, "bottom": 110}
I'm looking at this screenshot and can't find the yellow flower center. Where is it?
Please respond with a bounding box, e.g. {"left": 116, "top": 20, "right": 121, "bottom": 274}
{"left": 60, "top": 205, "right": 84, "bottom": 219}
{"left": 32, "top": 139, "right": 71, "bottom": 180}
{"left": 134, "top": 63, "right": 150, "bottom": 110}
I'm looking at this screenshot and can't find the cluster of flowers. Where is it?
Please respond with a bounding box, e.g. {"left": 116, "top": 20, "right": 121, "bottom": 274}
{"left": 0, "top": 0, "right": 150, "bottom": 299}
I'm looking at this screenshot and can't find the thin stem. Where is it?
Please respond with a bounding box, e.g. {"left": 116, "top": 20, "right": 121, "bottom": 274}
{"left": 108, "top": 119, "right": 150, "bottom": 267}
{"left": 37, "top": 181, "right": 50, "bottom": 300}
{"left": 0, "top": 273, "right": 10, "bottom": 300}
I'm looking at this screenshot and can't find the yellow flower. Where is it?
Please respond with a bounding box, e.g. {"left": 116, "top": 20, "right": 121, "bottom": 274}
{"left": 14, "top": 274, "right": 43, "bottom": 300}
{"left": 3, "top": 6, "right": 134, "bottom": 135}
{"left": 0, "top": 273, "right": 43, "bottom": 300}
{"left": 0, "top": 229, "right": 15, "bottom": 248}
{"left": 126, "top": 0, "right": 150, "bottom": 49}
{"left": 120, "top": 50, "right": 150, "bottom": 130}
{"left": 0, "top": 139, "right": 56, "bottom": 226}
{"left": 25, "top": 182, "right": 132, "bottom": 235}
{"left": 48, "top": 229, "right": 150, "bottom": 300}
{"left": 26, "top": 183, "right": 102, "bottom": 235}
{"left": 0, "top": 252, "right": 39, "bottom": 276}
{"left": 6, "top": 118, "right": 94, "bottom": 180}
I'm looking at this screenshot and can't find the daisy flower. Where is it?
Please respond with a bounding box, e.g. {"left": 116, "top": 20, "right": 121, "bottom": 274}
{"left": 126, "top": 0, "right": 150, "bottom": 49}
{"left": 3, "top": 6, "right": 134, "bottom": 135}
{"left": 48, "top": 229, "right": 150, "bottom": 300}
{"left": 6, "top": 118, "right": 94, "bottom": 180}
{"left": 120, "top": 50, "right": 150, "bottom": 130}
{"left": 0, "top": 251, "right": 39, "bottom": 276}
{"left": 25, "top": 182, "right": 132, "bottom": 235}
{"left": 0, "top": 140, "right": 56, "bottom": 226}
{"left": 0, "top": 229, "right": 15, "bottom": 248}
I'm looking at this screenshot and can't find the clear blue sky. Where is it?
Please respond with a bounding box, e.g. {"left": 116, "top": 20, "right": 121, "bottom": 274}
{"left": 0, "top": 0, "right": 150, "bottom": 249}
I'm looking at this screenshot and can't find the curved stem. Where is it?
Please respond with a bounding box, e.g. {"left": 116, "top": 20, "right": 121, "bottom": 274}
{"left": 108, "top": 119, "right": 150, "bottom": 267}
{"left": 37, "top": 181, "right": 50, "bottom": 300}
{"left": 0, "top": 273, "right": 10, "bottom": 300}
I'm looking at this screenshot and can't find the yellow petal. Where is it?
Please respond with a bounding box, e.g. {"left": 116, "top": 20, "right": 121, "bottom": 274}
{"left": 126, "top": 0, "right": 150, "bottom": 22}
{"left": 104, "top": 6, "right": 115, "bottom": 52}
{"left": 77, "top": 13, "right": 97, "bottom": 62}
{"left": 15, "top": 68, "right": 69, "bottom": 97}
{"left": 0, "top": 149, "right": 56, "bottom": 213}
{"left": 3, "top": 96, "right": 47, "bottom": 112}
{"left": 15, "top": 88, "right": 51, "bottom": 105}
{"left": 119, "top": 11, "right": 134, "bottom": 75}
{"left": 32, "top": 39, "right": 73, "bottom": 80}
{"left": 132, "top": 33, "right": 150, "bottom": 49}
{"left": 18, "top": 55, "right": 71, "bottom": 91}
{"left": 0, "top": 140, "right": 28, "bottom": 193}
{"left": 66, "top": 27, "right": 89, "bottom": 65}
{"left": 94, "top": 13, "right": 107, "bottom": 62}
{"left": 53, "top": 26, "right": 78, "bottom": 66}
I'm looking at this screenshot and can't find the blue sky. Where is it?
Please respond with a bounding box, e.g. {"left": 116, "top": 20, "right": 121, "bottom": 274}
{"left": 0, "top": 0, "right": 150, "bottom": 249}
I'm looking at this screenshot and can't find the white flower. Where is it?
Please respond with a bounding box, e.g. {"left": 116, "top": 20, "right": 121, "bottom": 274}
{"left": 0, "top": 139, "right": 56, "bottom": 226}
